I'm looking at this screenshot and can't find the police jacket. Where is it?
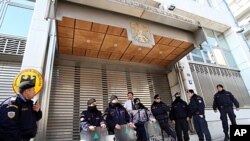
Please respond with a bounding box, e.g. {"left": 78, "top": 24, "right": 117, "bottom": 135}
{"left": 213, "top": 90, "right": 239, "bottom": 110}
{"left": 80, "top": 106, "right": 105, "bottom": 132}
{"left": 130, "top": 103, "right": 154, "bottom": 126}
{"left": 188, "top": 94, "right": 205, "bottom": 118}
{"left": 0, "top": 94, "right": 42, "bottom": 139}
{"left": 170, "top": 98, "right": 188, "bottom": 120}
{"left": 104, "top": 103, "right": 130, "bottom": 130}
{"left": 151, "top": 101, "right": 170, "bottom": 121}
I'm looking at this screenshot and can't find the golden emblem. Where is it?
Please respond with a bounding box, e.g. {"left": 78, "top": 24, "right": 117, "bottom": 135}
{"left": 12, "top": 69, "right": 44, "bottom": 95}
{"left": 130, "top": 22, "right": 150, "bottom": 43}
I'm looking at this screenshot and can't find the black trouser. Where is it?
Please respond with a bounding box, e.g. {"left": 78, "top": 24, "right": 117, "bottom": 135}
{"left": 175, "top": 119, "right": 189, "bottom": 141}
{"left": 135, "top": 124, "right": 147, "bottom": 141}
{"left": 158, "top": 119, "right": 176, "bottom": 139}
{"left": 219, "top": 106, "right": 237, "bottom": 134}
{"left": 0, "top": 133, "right": 21, "bottom": 141}
{"left": 193, "top": 115, "right": 211, "bottom": 141}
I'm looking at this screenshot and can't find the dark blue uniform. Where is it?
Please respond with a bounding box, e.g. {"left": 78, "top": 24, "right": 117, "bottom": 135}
{"left": 213, "top": 90, "right": 239, "bottom": 135}
{"left": 188, "top": 94, "right": 211, "bottom": 141}
{"left": 0, "top": 94, "right": 42, "bottom": 141}
{"left": 151, "top": 101, "right": 176, "bottom": 139}
{"left": 80, "top": 106, "right": 105, "bottom": 132}
{"left": 104, "top": 103, "right": 130, "bottom": 134}
{"left": 170, "top": 98, "right": 189, "bottom": 141}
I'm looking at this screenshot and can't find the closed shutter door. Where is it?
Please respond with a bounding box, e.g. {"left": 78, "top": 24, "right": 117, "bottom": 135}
{"left": 0, "top": 61, "right": 20, "bottom": 103}
{"left": 46, "top": 66, "right": 75, "bottom": 141}
{"left": 190, "top": 63, "right": 250, "bottom": 107}
{"left": 106, "top": 70, "right": 128, "bottom": 109}
{"left": 151, "top": 73, "right": 172, "bottom": 104}
{"left": 46, "top": 65, "right": 171, "bottom": 141}
{"left": 130, "top": 72, "right": 152, "bottom": 109}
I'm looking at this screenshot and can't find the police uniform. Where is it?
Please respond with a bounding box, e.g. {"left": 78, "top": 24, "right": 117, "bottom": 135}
{"left": 213, "top": 90, "right": 239, "bottom": 137}
{"left": 80, "top": 108, "right": 105, "bottom": 132}
{"left": 0, "top": 81, "right": 42, "bottom": 141}
{"left": 104, "top": 95, "right": 130, "bottom": 134}
{"left": 170, "top": 97, "right": 189, "bottom": 141}
{"left": 188, "top": 94, "right": 211, "bottom": 141}
{"left": 151, "top": 101, "right": 176, "bottom": 139}
{"left": 131, "top": 98, "right": 155, "bottom": 141}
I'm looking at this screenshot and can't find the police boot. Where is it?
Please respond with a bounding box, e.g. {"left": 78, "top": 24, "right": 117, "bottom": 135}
{"left": 224, "top": 133, "right": 229, "bottom": 141}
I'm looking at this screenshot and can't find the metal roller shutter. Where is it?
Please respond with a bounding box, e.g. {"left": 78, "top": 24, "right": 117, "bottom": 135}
{"left": 151, "top": 73, "right": 172, "bottom": 104}
{"left": 130, "top": 72, "right": 152, "bottom": 109}
{"left": 46, "top": 65, "right": 171, "bottom": 141}
{"left": 106, "top": 70, "right": 128, "bottom": 109}
{"left": 189, "top": 63, "right": 250, "bottom": 107}
{"left": 0, "top": 61, "right": 20, "bottom": 103}
{"left": 47, "top": 66, "right": 75, "bottom": 141}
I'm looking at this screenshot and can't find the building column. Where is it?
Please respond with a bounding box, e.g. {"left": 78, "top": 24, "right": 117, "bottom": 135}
{"left": 21, "top": 0, "right": 53, "bottom": 140}
{"left": 224, "top": 29, "right": 250, "bottom": 95}
{"left": 21, "top": 0, "right": 51, "bottom": 72}
{"left": 178, "top": 57, "right": 197, "bottom": 100}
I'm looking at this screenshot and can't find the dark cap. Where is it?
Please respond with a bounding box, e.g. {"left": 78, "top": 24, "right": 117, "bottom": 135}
{"left": 110, "top": 95, "right": 118, "bottom": 102}
{"left": 134, "top": 98, "right": 140, "bottom": 104}
{"left": 87, "top": 98, "right": 96, "bottom": 105}
{"left": 216, "top": 84, "right": 223, "bottom": 88}
{"left": 154, "top": 94, "right": 160, "bottom": 99}
{"left": 19, "top": 81, "right": 35, "bottom": 93}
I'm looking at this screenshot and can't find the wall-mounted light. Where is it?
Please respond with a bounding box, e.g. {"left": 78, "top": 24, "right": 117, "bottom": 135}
{"left": 168, "top": 4, "right": 175, "bottom": 11}
{"left": 234, "top": 27, "right": 244, "bottom": 33}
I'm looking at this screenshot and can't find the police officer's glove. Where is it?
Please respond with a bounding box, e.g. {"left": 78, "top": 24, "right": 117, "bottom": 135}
{"left": 214, "top": 109, "right": 218, "bottom": 113}
{"left": 151, "top": 118, "right": 156, "bottom": 123}
{"left": 101, "top": 124, "right": 106, "bottom": 129}
{"left": 236, "top": 108, "right": 240, "bottom": 111}
{"left": 115, "top": 124, "right": 121, "bottom": 130}
{"left": 128, "top": 122, "right": 136, "bottom": 128}
{"left": 89, "top": 126, "right": 96, "bottom": 131}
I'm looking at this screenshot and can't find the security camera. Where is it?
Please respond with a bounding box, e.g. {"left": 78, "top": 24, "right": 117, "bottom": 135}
{"left": 235, "top": 27, "right": 244, "bottom": 33}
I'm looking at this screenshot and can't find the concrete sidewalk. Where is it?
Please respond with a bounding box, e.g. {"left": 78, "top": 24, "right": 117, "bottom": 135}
{"left": 164, "top": 134, "right": 225, "bottom": 141}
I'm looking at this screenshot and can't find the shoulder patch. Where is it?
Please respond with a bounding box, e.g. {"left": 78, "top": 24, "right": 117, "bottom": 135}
{"left": 198, "top": 100, "right": 202, "bottom": 103}
{"left": 7, "top": 111, "right": 16, "bottom": 119}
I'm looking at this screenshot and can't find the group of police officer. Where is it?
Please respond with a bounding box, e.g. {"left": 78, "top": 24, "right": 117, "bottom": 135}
{"left": 80, "top": 84, "right": 240, "bottom": 141}
{"left": 0, "top": 81, "right": 239, "bottom": 141}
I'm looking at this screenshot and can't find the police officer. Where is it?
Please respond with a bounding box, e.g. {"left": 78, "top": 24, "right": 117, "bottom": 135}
{"left": 213, "top": 84, "right": 239, "bottom": 141}
{"left": 79, "top": 98, "right": 106, "bottom": 140}
{"left": 170, "top": 92, "right": 189, "bottom": 141}
{"left": 104, "top": 95, "right": 132, "bottom": 135}
{"left": 151, "top": 94, "right": 176, "bottom": 141}
{"left": 186, "top": 89, "right": 211, "bottom": 141}
{"left": 0, "top": 81, "right": 42, "bottom": 141}
{"left": 131, "top": 98, "right": 156, "bottom": 141}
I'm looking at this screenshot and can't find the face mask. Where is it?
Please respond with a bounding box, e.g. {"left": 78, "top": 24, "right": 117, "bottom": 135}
{"left": 88, "top": 105, "right": 97, "bottom": 111}
{"left": 175, "top": 96, "right": 181, "bottom": 99}
{"left": 156, "top": 99, "right": 160, "bottom": 103}
{"left": 135, "top": 104, "right": 140, "bottom": 109}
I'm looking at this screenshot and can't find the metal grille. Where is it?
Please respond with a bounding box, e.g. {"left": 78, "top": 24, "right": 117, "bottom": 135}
{"left": 47, "top": 66, "right": 75, "bottom": 141}
{"left": 0, "top": 61, "right": 21, "bottom": 103}
{"left": 0, "top": 34, "right": 26, "bottom": 55}
{"left": 190, "top": 63, "right": 250, "bottom": 107}
{"left": 46, "top": 65, "right": 171, "bottom": 141}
